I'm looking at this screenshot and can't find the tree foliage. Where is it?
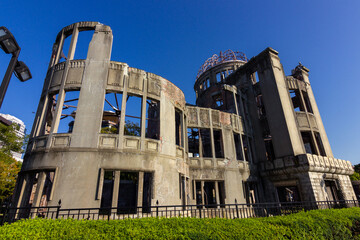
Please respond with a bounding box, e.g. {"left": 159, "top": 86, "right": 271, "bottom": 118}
{"left": 124, "top": 121, "right": 140, "bottom": 136}
{"left": 0, "top": 123, "right": 23, "bottom": 203}
{"left": 100, "top": 121, "right": 141, "bottom": 136}
{"left": 0, "top": 152, "right": 21, "bottom": 203}
{"left": 350, "top": 164, "right": 360, "bottom": 181}
{"left": 0, "top": 123, "right": 22, "bottom": 155}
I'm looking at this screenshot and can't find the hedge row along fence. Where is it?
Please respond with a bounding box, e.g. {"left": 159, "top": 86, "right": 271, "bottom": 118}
{"left": 1, "top": 208, "right": 360, "bottom": 239}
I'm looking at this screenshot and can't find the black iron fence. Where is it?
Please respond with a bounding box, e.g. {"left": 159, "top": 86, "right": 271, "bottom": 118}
{"left": 1, "top": 199, "right": 359, "bottom": 225}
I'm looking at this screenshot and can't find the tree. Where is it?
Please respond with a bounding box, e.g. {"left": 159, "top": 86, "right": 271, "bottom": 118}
{"left": 0, "top": 123, "right": 23, "bottom": 203}
{"left": 350, "top": 164, "right": 360, "bottom": 181}
{"left": 100, "top": 121, "right": 141, "bottom": 136}
{"left": 124, "top": 121, "right": 141, "bottom": 136}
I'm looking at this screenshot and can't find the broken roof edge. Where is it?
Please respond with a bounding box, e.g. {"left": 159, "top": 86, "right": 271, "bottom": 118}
{"left": 196, "top": 50, "right": 248, "bottom": 80}
{"left": 55, "top": 21, "right": 104, "bottom": 42}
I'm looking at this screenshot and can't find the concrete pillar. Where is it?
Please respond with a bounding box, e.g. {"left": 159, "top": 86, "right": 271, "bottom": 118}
{"left": 118, "top": 72, "right": 128, "bottom": 149}
{"left": 201, "top": 181, "right": 204, "bottom": 206}
{"left": 257, "top": 48, "right": 304, "bottom": 157}
{"left": 215, "top": 181, "right": 220, "bottom": 207}
{"left": 299, "top": 67, "right": 333, "bottom": 157}
{"left": 112, "top": 171, "right": 120, "bottom": 209}
{"left": 32, "top": 172, "right": 46, "bottom": 208}
{"left": 70, "top": 24, "right": 113, "bottom": 148}
{"left": 137, "top": 172, "right": 144, "bottom": 208}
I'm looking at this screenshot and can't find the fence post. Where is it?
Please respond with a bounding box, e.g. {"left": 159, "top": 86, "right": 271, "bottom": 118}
{"left": 326, "top": 199, "right": 330, "bottom": 209}
{"left": 156, "top": 200, "right": 159, "bottom": 218}
{"left": 235, "top": 199, "right": 239, "bottom": 219}
{"left": 56, "top": 199, "right": 61, "bottom": 219}
{"left": 1, "top": 202, "right": 9, "bottom": 225}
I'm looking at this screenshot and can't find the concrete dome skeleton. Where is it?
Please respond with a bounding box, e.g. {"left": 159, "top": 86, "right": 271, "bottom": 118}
{"left": 13, "top": 22, "right": 355, "bottom": 215}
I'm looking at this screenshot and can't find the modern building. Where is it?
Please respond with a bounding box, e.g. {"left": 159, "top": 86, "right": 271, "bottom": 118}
{"left": 13, "top": 22, "right": 355, "bottom": 213}
{"left": 0, "top": 113, "right": 25, "bottom": 162}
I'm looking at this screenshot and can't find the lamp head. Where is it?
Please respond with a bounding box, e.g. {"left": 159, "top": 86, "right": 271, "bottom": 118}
{"left": 0, "top": 27, "right": 20, "bottom": 54}
{"left": 14, "top": 61, "right": 32, "bottom": 82}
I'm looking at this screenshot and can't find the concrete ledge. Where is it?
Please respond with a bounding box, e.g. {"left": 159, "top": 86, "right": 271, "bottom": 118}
{"left": 261, "top": 154, "right": 353, "bottom": 176}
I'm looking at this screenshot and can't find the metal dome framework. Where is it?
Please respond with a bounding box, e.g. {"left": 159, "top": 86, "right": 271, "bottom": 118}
{"left": 196, "top": 50, "right": 248, "bottom": 79}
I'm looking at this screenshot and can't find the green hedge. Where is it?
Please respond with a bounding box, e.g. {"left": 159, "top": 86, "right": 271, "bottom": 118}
{"left": 1, "top": 208, "right": 360, "bottom": 239}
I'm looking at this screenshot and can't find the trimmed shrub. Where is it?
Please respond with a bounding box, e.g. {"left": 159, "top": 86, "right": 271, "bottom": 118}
{"left": 1, "top": 208, "right": 360, "bottom": 239}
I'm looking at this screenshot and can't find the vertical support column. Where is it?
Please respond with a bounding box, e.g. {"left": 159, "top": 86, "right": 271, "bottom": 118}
{"left": 257, "top": 48, "right": 304, "bottom": 157}
{"left": 112, "top": 171, "right": 120, "bottom": 209}
{"left": 137, "top": 172, "right": 144, "bottom": 208}
{"left": 201, "top": 181, "right": 205, "bottom": 206}
{"left": 16, "top": 175, "right": 27, "bottom": 208}
{"left": 54, "top": 31, "right": 65, "bottom": 66}
{"left": 208, "top": 109, "right": 216, "bottom": 165}
{"left": 118, "top": 70, "right": 128, "bottom": 149}
{"left": 96, "top": 169, "right": 104, "bottom": 200}
{"left": 67, "top": 27, "right": 79, "bottom": 61}
{"left": 299, "top": 67, "right": 333, "bottom": 157}
{"left": 140, "top": 77, "right": 148, "bottom": 151}
{"left": 236, "top": 91, "right": 247, "bottom": 162}
{"left": 215, "top": 181, "right": 220, "bottom": 208}
{"left": 70, "top": 24, "right": 113, "bottom": 148}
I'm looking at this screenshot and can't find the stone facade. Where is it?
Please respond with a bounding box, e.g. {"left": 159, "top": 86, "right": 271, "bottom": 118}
{"left": 13, "top": 22, "right": 355, "bottom": 212}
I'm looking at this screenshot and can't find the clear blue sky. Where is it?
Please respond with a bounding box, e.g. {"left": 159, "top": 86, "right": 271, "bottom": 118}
{"left": 1, "top": 0, "right": 359, "bottom": 164}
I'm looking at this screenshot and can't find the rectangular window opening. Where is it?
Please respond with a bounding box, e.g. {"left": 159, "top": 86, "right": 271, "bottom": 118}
{"left": 203, "top": 181, "right": 216, "bottom": 208}
{"left": 101, "top": 92, "right": 123, "bottom": 134}
{"left": 200, "top": 129, "right": 212, "bottom": 158}
{"left": 301, "top": 131, "right": 316, "bottom": 154}
{"left": 243, "top": 182, "right": 257, "bottom": 205}
{"left": 73, "top": 30, "right": 95, "bottom": 60}
{"left": 41, "top": 94, "right": 57, "bottom": 135}
{"left": 255, "top": 95, "right": 266, "bottom": 119}
{"left": 187, "top": 128, "right": 199, "bottom": 158}
{"left": 175, "top": 109, "right": 183, "bottom": 147}
{"left": 264, "top": 138, "right": 275, "bottom": 161}
{"left": 315, "top": 132, "right": 326, "bottom": 156}
{"left": 59, "top": 36, "right": 71, "bottom": 63}
{"left": 254, "top": 71, "right": 260, "bottom": 83}
{"left": 195, "top": 181, "right": 202, "bottom": 208}
{"left": 302, "top": 91, "right": 313, "bottom": 113}
{"left": 242, "top": 135, "right": 250, "bottom": 162}
{"left": 58, "top": 91, "right": 79, "bottom": 133}
{"left": 218, "top": 181, "right": 226, "bottom": 206}
{"left": 117, "top": 172, "right": 138, "bottom": 214}
{"left": 99, "top": 171, "right": 114, "bottom": 215}
{"left": 290, "top": 90, "right": 305, "bottom": 112}
{"left": 22, "top": 173, "right": 38, "bottom": 208}
{"left": 216, "top": 73, "right": 222, "bottom": 83}
{"left": 39, "top": 171, "right": 55, "bottom": 209}
{"left": 145, "top": 98, "right": 160, "bottom": 140}
{"left": 276, "top": 186, "right": 301, "bottom": 202}
{"left": 234, "top": 133, "right": 243, "bottom": 160}
{"left": 213, "top": 94, "right": 224, "bottom": 108}
{"left": 142, "top": 172, "right": 153, "bottom": 213}
{"left": 213, "top": 129, "right": 224, "bottom": 158}
{"left": 325, "top": 180, "right": 342, "bottom": 201}
{"left": 124, "top": 95, "right": 142, "bottom": 137}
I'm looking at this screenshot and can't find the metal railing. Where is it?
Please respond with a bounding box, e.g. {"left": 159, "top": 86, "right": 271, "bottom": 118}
{"left": 1, "top": 199, "right": 359, "bottom": 225}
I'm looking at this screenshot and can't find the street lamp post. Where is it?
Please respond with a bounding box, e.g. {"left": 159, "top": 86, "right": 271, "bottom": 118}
{"left": 0, "top": 26, "right": 32, "bottom": 109}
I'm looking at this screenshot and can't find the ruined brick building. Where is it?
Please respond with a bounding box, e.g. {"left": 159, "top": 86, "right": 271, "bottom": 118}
{"left": 13, "top": 22, "right": 356, "bottom": 212}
